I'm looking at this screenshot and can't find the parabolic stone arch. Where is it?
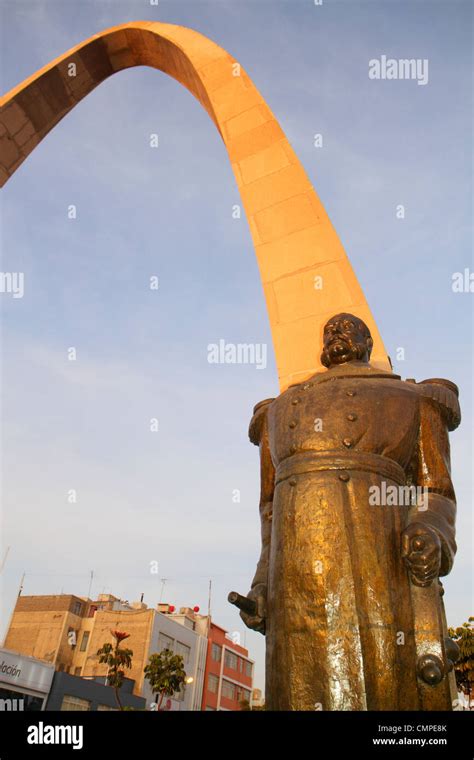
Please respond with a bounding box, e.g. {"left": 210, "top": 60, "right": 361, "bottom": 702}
{"left": 0, "top": 20, "right": 390, "bottom": 390}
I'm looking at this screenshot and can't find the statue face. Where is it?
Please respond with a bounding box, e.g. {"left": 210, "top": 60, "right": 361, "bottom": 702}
{"left": 321, "top": 313, "right": 373, "bottom": 368}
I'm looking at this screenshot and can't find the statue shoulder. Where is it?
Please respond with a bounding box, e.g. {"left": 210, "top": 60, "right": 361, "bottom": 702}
{"left": 249, "top": 398, "right": 275, "bottom": 445}
{"left": 411, "top": 378, "right": 461, "bottom": 431}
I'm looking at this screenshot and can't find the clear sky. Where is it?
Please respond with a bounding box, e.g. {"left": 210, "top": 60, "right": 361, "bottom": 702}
{"left": 1, "top": 0, "right": 472, "bottom": 694}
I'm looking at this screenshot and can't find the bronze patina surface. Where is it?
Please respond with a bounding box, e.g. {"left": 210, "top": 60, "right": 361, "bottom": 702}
{"left": 236, "top": 313, "right": 460, "bottom": 710}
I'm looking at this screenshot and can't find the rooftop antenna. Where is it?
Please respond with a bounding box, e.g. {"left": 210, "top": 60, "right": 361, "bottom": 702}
{"left": 0, "top": 546, "right": 10, "bottom": 574}
{"left": 207, "top": 579, "right": 212, "bottom": 635}
{"left": 0, "top": 571, "right": 25, "bottom": 648}
{"left": 159, "top": 578, "right": 168, "bottom": 604}
{"left": 87, "top": 570, "right": 94, "bottom": 600}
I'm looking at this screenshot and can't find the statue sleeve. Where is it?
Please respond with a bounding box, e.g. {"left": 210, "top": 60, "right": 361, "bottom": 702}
{"left": 411, "top": 381, "right": 460, "bottom": 576}
{"left": 249, "top": 399, "right": 275, "bottom": 588}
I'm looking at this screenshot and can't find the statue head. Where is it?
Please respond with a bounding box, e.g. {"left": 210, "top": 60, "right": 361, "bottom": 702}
{"left": 321, "top": 313, "right": 373, "bottom": 369}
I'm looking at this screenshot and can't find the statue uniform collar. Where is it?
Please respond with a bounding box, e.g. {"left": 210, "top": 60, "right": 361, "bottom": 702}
{"left": 294, "top": 362, "right": 401, "bottom": 388}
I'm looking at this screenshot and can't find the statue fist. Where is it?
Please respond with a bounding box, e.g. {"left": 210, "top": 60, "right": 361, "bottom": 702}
{"left": 401, "top": 523, "right": 442, "bottom": 587}
{"left": 239, "top": 583, "right": 267, "bottom": 635}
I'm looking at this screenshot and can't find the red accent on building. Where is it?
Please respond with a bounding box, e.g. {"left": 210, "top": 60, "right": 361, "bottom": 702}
{"left": 201, "top": 622, "right": 253, "bottom": 711}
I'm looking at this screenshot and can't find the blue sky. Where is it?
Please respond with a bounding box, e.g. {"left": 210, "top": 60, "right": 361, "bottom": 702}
{"left": 1, "top": 0, "right": 472, "bottom": 694}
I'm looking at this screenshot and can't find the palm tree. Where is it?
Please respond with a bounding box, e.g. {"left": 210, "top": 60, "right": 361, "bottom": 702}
{"left": 97, "top": 630, "right": 133, "bottom": 710}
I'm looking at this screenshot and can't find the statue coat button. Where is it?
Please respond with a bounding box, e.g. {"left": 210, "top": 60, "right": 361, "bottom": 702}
{"left": 343, "top": 438, "right": 353, "bottom": 448}
{"left": 347, "top": 413, "right": 357, "bottom": 421}
{"left": 289, "top": 421, "right": 297, "bottom": 429}
{"left": 289, "top": 478, "right": 297, "bottom": 486}
{"left": 346, "top": 390, "right": 356, "bottom": 397}
{"left": 339, "top": 472, "right": 350, "bottom": 482}
{"left": 291, "top": 399, "right": 300, "bottom": 405}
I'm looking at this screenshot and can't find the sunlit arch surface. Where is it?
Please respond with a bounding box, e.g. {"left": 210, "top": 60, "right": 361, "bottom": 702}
{"left": 0, "top": 21, "right": 390, "bottom": 389}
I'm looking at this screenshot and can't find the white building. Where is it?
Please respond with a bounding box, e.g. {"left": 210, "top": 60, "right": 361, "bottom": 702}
{"left": 142, "top": 606, "right": 207, "bottom": 711}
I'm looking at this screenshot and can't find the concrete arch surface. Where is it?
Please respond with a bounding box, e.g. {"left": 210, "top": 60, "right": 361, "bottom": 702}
{"left": 0, "top": 21, "right": 390, "bottom": 389}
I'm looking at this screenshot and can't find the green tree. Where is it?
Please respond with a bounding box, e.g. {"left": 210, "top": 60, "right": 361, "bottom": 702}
{"left": 448, "top": 617, "right": 474, "bottom": 708}
{"left": 97, "top": 630, "right": 133, "bottom": 711}
{"left": 144, "top": 649, "right": 187, "bottom": 711}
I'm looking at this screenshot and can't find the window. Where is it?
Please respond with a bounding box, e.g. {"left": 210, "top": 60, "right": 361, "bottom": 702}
{"left": 221, "top": 680, "right": 236, "bottom": 700}
{"left": 207, "top": 674, "right": 219, "bottom": 694}
{"left": 237, "top": 688, "right": 251, "bottom": 703}
{"left": 74, "top": 667, "right": 82, "bottom": 676}
{"left": 211, "top": 643, "right": 221, "bottom": 662}
{"left": 71, "top": 601, "right": 83, "bottom": 616}
{"left": 175, "top": 641, "right": 190, "bottom": 665}
{"left": 97, "top": 704, "right": 118, "bottom": 711}
{"left": 224, "top": 651, "right": 238, "bottom": 670}
{"left": 79, "top": 631, "right": 90, "bottom": 652}
{"left": 244, "top": 661, "right": 253, "bottom": 677}
{"left": 158, "top": 633, "right": 174, "bottom": 653}
{"left": 60, "top": 695, "right": 91, "bottom": 711}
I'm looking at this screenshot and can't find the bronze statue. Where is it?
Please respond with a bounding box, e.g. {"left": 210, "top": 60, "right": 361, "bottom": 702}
{"left": 231, "top": 313, "right": 461, "bottom": 710}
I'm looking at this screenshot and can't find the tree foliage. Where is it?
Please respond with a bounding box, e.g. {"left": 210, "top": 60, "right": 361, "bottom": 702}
{"left": 97, "top": 630, "right": 133, "bottom": 710}
{"left": 448, "top": 617, "right": 474, "bottom": 708}
{"left": 144, "top": 649, "right": 187, "bottom": 711}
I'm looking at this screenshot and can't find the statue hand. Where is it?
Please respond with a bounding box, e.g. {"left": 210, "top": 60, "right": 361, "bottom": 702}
{"left": 239, "top": 583, "right": 267, "bottom": 635}
{"left": 401, "top": 522, "right": 442, "bottom": 587}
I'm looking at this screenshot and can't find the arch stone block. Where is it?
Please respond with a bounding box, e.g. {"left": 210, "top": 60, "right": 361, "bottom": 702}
{"left": 0, "top": 21, "right": 390, "bottom": 389}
